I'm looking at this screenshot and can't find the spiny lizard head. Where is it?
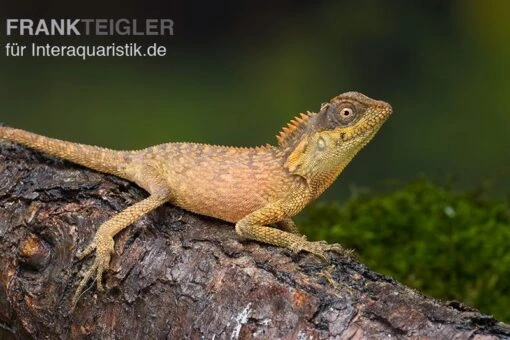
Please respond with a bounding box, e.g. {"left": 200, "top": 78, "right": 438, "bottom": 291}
{"left": 316, "top": 91, "right": 392, "bottom": 143}
{"left": 282, "top": 91, "right": 392, "bottom": 185}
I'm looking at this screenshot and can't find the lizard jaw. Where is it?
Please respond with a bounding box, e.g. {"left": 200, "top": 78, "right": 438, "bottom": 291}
{"left": 338, "top": 103, "right": 392, "bottom": 142}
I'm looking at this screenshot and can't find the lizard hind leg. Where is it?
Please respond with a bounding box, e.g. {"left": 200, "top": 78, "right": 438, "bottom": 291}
{"left": 71, "top": 189, "right": 171, "bottom": 309}
{"left": 235, "top": 200, "right": 345, "bottom": 261}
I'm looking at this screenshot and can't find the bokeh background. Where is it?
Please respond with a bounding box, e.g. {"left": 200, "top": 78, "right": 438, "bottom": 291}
{"left": 2, "top": 0, "right": 509, "bottom": 321}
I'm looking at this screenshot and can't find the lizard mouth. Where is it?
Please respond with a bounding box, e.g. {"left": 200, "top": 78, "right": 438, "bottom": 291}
{"left": 362, "top": 104, "right": 392, "bottom": 130}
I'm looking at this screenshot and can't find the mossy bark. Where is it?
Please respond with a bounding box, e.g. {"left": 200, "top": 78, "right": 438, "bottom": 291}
{"left": 1, "top": 143, "right": 509, "bottom": 339}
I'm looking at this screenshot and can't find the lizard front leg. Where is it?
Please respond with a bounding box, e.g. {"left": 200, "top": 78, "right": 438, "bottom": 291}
{"left": 235, "top": 198, "right": 344, "bottom": 260}
{"left": 72, "top": 187, "right": 171, "bottom": 308}
{"left": 276, "top": 218, "right": 301, "bottom": 235}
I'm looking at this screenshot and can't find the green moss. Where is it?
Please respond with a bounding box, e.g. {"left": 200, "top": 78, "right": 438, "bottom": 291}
{"left": 299, "top": 179, "right": 510, "bottom": 322}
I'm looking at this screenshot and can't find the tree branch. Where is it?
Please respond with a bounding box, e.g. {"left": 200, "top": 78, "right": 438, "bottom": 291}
{"left": 0, "top": 143, "right": 508, "bottom": 339}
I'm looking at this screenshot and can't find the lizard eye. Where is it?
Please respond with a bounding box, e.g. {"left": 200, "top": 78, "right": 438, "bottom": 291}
{"left": 338, "top": 104, "right": 357, "bottom": 124}
{"left": 341, "top": 108, "right": 353, "bottom": 117}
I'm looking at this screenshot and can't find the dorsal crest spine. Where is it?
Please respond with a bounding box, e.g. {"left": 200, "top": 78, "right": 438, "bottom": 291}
{"left": 276, "top": 111, "right": 314, "bottom": 146}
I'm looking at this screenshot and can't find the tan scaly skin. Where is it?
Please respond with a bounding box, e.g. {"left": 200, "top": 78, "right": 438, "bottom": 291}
{"left": 0, "top": 91, "right": 392, "bottom": 308}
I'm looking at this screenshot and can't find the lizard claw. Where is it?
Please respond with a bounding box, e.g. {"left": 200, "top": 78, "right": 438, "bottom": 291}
{"left": 76, "top": 241, "right": 96, "bottom": 260}
{"left": 72, "top": 235, "right": 114, "bottom": 308}
{"left": 290, "top": 238, "right": 349, "bottom": 261}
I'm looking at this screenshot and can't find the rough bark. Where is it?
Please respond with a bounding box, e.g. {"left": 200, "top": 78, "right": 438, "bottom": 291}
{"left": 0, "top": 143, "right": 509, "bottom": 340}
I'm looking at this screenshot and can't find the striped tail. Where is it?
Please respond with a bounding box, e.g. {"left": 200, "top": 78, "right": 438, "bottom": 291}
{"left": 0, "top": 125, "right": 134, "bottom": 179}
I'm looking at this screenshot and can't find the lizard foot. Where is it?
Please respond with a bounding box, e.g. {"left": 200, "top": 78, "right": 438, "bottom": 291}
{"left": 289, "top": 237, "right": 348, "bottom": 261}
{"left": 71, "top": 233, "right": 114, "bottom": 308}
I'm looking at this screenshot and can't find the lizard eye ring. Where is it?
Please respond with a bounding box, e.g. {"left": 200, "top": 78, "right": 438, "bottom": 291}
{"left": 337, "top": 104, "right": 357, "bottom": 125}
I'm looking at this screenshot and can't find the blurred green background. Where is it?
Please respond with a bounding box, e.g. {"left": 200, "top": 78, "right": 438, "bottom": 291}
{"left": 1, "top": 0, "right": 509, "bottom": 322}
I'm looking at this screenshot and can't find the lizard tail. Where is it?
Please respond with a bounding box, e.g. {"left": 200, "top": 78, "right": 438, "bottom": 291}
{"left": 0, "top": 125, "right": 134, "bottom": 179}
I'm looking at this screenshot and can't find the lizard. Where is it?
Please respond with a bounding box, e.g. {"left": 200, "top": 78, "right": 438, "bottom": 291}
{"left": 0, "top": 91, "right": 392, "bottom": 308}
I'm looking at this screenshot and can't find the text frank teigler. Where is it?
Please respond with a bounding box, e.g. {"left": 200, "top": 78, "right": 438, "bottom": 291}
{"left": 4, "top": 18, "right": 174, "bottom": 60}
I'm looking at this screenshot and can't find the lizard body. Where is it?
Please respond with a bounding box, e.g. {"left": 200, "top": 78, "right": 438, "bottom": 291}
{"left": 0, "top": 91, "right": 392, "bottom": 307}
